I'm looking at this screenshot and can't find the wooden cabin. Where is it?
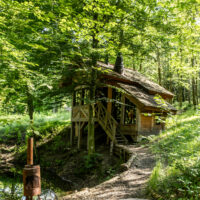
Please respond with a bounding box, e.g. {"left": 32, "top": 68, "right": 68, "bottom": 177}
{"left": 70, "top": 57, "right": 176, "bottom": 151}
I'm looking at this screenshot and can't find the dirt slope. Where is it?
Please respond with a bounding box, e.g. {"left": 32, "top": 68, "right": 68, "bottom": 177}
{"left": 62, "top": 145, "right": 155, "bottom": 200}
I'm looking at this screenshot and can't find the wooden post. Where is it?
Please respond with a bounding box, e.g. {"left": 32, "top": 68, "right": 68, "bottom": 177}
{"left": 107, "top": 87, "right": 112, "bottom": 143}
{"left": 78, "top": 122, "right": 81, "bottom": 149}
{"left": 27, "top": 137, "right": 33, "bottom": 165}
{"left": 25, "top": 138, "right": 33, "bottom": 200}
{"left": 110, "top": 124, "right": 116, "bottom": 155}
{"left": 27, "top": 137, "right": 33, "bottom": 200}
{"left": 75, "top": 122, "right": 78, "bottom": 137}
{"left": 136, "top": 108, "right": 141, "bottom": 137}
{"left": 151, "top": 115, "right": 154, "bottom": 131}
{"left": 24, "top": 138, "right": 41, "bottom": 200}
{"left": 70, "top": 122, "right": 75, "bottom": 146}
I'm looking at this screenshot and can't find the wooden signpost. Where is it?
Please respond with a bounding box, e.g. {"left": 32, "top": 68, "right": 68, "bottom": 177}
{"left": 23, "top": 137, "right": 41, "bottom": 200}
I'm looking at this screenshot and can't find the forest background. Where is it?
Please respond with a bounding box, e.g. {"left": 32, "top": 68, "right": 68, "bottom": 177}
{"left": 0, "top": 0, "right": 199, "bottom": 116}
{"left": 0, "top": 1, "right": 200, "bottom": 199}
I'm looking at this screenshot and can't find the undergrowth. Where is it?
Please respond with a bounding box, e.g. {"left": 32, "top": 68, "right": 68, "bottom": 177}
{"left": 148, "top": 108, "right": 200, "bottom": 200}
{"left": 0, "top": 111, "right": 70, "bottom": 143}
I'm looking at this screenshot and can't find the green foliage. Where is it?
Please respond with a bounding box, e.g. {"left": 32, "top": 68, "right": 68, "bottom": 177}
{"left": 84, "top": 153, "right": 103, "bottom": 170}
{"left": 148, "top": 108, "right": 200, "bottom": 199}
{"left": 75, "top": 153, "right": 103, "bottom": 176}
{"left": 0, "top": 110, "right": 70, "bottom": 143}
{"left": 173, "top": 101, "right": 193, "bottom": 111}
{"left": 0, "top": 0, "right": 199, "bottom": 116}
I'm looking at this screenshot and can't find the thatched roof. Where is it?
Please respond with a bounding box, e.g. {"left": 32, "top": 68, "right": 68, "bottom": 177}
{"left": 97, "top": 61, "right": 176, "bottom": 112}
{"left": 117, "top": 83, "right": 176, "bottom": 112}
{"left": 97, "top": 62, "right": 174, "bottom": 98}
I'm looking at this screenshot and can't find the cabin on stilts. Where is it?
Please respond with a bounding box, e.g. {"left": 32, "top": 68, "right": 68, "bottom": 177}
{"left": 66, "top": 55, "right": 176, "bottom": 153}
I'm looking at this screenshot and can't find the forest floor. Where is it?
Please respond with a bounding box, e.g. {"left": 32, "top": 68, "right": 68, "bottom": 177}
{"left": 62, "top": 145, "right": 155, "bottom": 200}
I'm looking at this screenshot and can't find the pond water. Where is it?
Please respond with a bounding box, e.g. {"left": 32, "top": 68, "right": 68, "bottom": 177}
{"left": 0, "top": 170, "right": 72, "bottom": 200}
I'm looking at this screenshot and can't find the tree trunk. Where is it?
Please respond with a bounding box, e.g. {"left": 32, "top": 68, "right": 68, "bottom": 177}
{"left": 178, "top": 85, "right": 183, "bottom": 109}
{"left": 192, "top": 77, "right": 196, "bottom": 108}
{"left": 87, "top": 12, "right": 98, "bottom": 155}
{"left": 27, "top": 88, "right": 34, "bottom": 123}
{"left": 26, "top": 86, "right": 38, "bottom": 162}
{"left": 88, "top": 84, "right": 96, "bottom": 154}
{"left": 188, "top": 81, "right": 191, "bottom": 105}
{"left": 157, "top": 49, "right": 162, "bottom": 86}
{"left": 191, "top": 57, "right": 197, "bottom": 108}
{"left": 195, "top": 76, "right": 198, "bottom": 105}
{"left": 139, "top": 58, "right": 142, "bottom": 72}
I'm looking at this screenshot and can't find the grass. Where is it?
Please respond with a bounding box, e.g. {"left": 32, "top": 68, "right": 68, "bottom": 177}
{"left": 148, "top": 108, "right": 200, "bottom": 199}
{"left": 0, "top": 110, "right": 71, "bottom": 143}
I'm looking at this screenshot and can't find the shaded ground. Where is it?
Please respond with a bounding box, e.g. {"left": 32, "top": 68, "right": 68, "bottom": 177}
{"left": 0, "top": 129, "right": 155, "bottom": 200}
{"left": 62, "top": 145, "right": 155, "bottom": 200}
{"left": 0, "top": 130, "right": 123, "bottom": 196}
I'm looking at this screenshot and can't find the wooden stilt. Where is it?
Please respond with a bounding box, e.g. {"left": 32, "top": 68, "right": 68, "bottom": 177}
{"left": 78, "top": 122, "right": 81, "bottom": 149}
{"left": 70, "top": 122, "right": 75, "bottom": 146}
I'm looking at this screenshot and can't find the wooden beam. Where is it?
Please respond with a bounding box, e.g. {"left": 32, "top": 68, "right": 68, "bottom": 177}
{"left": 125, "top": 94, "right": 144, "bottom": 110}
{"left": 74, "top": 85, "right": 89, "bottom": 91}
{"left": 75, "top": 122, "right": 78, "bottom": 137}
{"left": 78, "top": 122, "right": 81, "bottom": 149}
{"left": 70, "top": 96, "right": 74, "bottom": 146}
{"left": 151, "top": 115, "right": 154, "bottom": 131}
{"left": 70, "top": 122, "right": 75, "bottom": 146}
{"left": 136, "top": 108, "right": 141, "bottom": 135}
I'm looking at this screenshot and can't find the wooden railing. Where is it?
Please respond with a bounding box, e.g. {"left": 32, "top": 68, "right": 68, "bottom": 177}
{"left": 95, "top": 102, "right": 118, "bottom": 143}
{"left": 72, "top": 105, "right": 90, "bottom": 122}
{"left": 72, "top": 102, "right": 118, "bottom": 144}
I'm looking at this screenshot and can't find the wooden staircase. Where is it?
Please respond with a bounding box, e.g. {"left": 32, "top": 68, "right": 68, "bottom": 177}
{"left": 95, "top": 102, "right": 117, "bottom": 143}
{"left": 72, "top": 102, "right": 128, "bottom": 152}
{"left": 95, "top": 102, "right": 128, "bottom": 146}
{"left": 115, "top": 129, "right": 128, "bottom": 145}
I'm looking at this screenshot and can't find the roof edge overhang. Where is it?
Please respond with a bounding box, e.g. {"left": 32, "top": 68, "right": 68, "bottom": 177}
{"left": 101, "top": 73, "right": 174, "bottom": 99}
{"left": 114, "top": 83, "right": 176, "bottom": 113}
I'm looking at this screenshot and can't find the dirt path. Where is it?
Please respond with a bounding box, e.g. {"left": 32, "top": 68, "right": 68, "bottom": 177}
{"left": 62, "top": 145, "right": 155, "bottom": 200}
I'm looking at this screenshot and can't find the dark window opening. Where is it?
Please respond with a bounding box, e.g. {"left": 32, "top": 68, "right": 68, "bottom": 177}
{"left": 74, "top": 89, "right": 89, "bottom": 106}
{"left": 112, "top": 89, "right": 121, "bottom": 123}
{"left": 74, "top": 90, "right": 81, "bottom": 106}
{"left": 124, "top": 98, "right": 136, "bottom": 125}
{"left": 83, "top": 89, "right": 89, "bottom": 105}
{"left": 96, "top": 87, "right": 108, "bottom": 108}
